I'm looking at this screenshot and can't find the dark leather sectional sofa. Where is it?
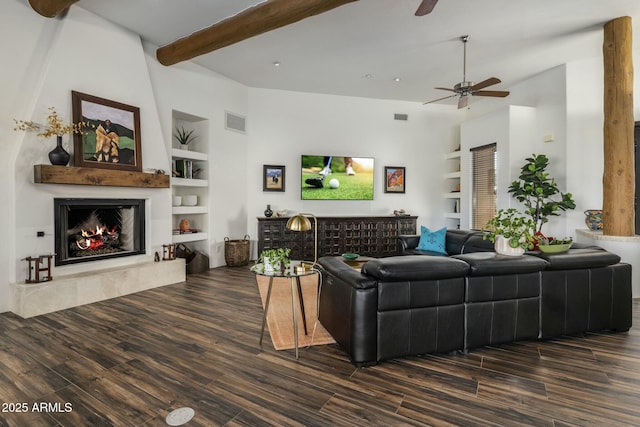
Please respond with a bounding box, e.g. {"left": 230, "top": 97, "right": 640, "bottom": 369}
{"left": 316, "top": 229, "right": 632, "bottom": 366}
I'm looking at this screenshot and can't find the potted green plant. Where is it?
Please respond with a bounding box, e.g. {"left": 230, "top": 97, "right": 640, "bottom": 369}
{"left": 508, "top": 154, "right": 576, "bottom": 233}
{"left": 483, "top": 208, "right": 536, "bottom": 256}
{"left": 174, "top": 126, "right": 198, "bottom": 149}
{"left": 256, "top": 248, "right": 291, "bottom": 273}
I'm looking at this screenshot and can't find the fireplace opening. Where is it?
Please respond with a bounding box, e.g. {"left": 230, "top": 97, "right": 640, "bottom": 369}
{"left": 54, "top": 198, "right": 146, "bottom": 266}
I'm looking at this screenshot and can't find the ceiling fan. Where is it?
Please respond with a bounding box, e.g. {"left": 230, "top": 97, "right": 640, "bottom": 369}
{"left": 424, "top": 35, "right": 510, "bottom": 109}
{"left": 415, "top": 0, "right": 439, "bottom": 16}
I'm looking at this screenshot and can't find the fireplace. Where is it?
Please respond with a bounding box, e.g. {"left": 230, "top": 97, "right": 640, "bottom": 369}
{"left": 54, "top": 198, "right": 146, "bottom": 266}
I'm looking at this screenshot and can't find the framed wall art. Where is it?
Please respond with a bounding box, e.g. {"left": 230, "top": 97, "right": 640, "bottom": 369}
{"left": 263, "top": 165, "right": 285, "bottom": 192}
{"left": 384, "top": 166, "right": 405, "bottom": 193}
{"left": 72, "top": 91, "right": 142, "bottom": 172}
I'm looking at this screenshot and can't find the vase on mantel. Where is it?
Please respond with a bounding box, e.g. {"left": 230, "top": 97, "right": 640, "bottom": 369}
{"left": 49, "top": 135, "right": 70, "bottom": 166}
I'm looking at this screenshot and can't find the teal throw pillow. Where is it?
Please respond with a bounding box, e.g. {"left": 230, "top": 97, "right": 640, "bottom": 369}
{"left": 416, "top": 226, "right": 448, "bottom": 255}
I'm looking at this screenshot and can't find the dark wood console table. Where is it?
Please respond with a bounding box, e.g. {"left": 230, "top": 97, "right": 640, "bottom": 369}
{"left": 257, "top": 215, "right": 417, "bottom": 260}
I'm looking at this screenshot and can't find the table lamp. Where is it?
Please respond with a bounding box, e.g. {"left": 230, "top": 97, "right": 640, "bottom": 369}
{"left": 286, "top": 213, "right": 318, "bottom": 270}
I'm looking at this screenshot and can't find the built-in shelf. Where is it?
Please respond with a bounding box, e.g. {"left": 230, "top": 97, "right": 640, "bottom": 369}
{"left": 172, "top": 232, "right": 209, "bottom": 243}
{"left": 171, "top": 177, "right": 208, "bottom": 187}
{"left": 34, "top": 165, "right": 169, "bottom": 188}
{"left": 171, "top": 110, "right": 210, "bottom": 255}
{"left": 444, "top": 171, "right": 461, "bottom": 179}
{"left": 172, "top": 206, "right": 207, "bottom": 215}
{"left": 171, "top": 148, "right": 208, "bottom": 161}
{"left": 444, "top": 150, "right": 462, "bottom": 229}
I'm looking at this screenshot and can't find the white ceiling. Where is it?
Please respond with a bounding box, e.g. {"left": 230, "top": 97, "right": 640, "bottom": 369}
{"left": 74, "top": 0, "right": 640, "bottom": 104}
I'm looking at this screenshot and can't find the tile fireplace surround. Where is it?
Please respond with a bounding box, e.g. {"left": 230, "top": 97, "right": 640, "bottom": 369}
{"left": 10, "top": 259, "right": 185, "bottom": 318}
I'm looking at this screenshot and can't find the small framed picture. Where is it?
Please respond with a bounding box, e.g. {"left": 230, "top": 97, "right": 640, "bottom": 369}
{"left": 263, "top": 165, "right": 285, "bottom": 192}
{"left": 384, "top": 166, "right": 405, "bottom": 193}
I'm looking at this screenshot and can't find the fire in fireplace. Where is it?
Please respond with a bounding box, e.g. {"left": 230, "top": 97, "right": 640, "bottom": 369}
{"left": 54, "top": 198, "right": 146, "bottom": 266}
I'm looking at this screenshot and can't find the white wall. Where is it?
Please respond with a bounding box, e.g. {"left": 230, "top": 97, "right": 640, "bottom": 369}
{"left": 0, "top": 1, "right": 249, "bottom": 313}
{"left": 246, "top": 88, "right": 462, "bottom": 249}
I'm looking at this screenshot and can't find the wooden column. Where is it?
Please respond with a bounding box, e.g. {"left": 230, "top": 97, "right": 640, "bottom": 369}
{"left": 603, "top": 16, "right": 635, "bottom": 236}
{"left": 28, "top": 0, "right": 78, "bottom": 18}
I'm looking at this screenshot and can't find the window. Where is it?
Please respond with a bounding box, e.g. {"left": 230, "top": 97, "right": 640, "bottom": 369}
{"left": 471, "top": 143, "right": 497, "bottom": 229}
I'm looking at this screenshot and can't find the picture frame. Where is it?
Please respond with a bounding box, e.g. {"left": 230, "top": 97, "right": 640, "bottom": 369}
{"left": 263, "top": 165, "right": 285, "bottom": 192}
{"left": 72, "top": 91, "right": 142, "bottom": 172}
{"left": 384, "top": 166, "right": 405, "bottom": 193}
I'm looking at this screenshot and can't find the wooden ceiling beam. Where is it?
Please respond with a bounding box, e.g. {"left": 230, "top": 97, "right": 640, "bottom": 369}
{"left": 28, "top": 0, "right": 79, "bottom": 18}
{"left": 156, "top": 0, "right": 358, "bottom": 66}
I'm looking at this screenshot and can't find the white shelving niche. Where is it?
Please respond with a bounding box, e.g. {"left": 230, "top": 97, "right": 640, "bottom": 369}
{"left": 444, "top": 149, "right": 462, "bottom": 228}
{"left": 171, "top": 110, "right": 210, "bottom": 253}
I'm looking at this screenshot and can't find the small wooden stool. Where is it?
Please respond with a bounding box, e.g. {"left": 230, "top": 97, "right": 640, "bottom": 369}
{"left": 25, "top": 255, "right": 53, "bottom": 283}
{"left": 163, "top": 244, "right": 177, "bottom": 260}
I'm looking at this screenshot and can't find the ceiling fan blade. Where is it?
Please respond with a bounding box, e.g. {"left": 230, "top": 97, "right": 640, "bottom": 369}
{"left": 423, "top": 94, "right": 457, "bottom": 105}
{"left": 415, "top": 0, "right": 438, "bottom": 16}
{"left": 471, "top": 77, "right": 501, "bottom": 91}
{"left": 458, "top": 95, "right": 469, "bottom": 109}
{"left": 435, "top": 87, "right": 457, "bottom": 92}
{"left": 474, "top": 90, "right": 510, "bottom": 98}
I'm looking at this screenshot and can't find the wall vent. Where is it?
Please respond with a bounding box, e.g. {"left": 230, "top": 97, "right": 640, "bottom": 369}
{"left": 394, "top": 113, "right": 408, "bottom": 121}
{"left": 225, "top": 111, "right": 246, "bottom": 134}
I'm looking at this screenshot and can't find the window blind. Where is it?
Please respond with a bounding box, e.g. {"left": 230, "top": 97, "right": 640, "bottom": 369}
{"left": 471, "top": 143, "right": 497, "bottom": 229}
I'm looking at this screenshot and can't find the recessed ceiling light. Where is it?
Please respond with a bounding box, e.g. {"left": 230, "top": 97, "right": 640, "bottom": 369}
{"left": 273, "top": 61, "right": 280, "bottom": 67}
{"left": 394, "top": 77, "right": 401, "bottom": 82}
{"left": 364, "top": 74, "right": 373, "bottom": 79}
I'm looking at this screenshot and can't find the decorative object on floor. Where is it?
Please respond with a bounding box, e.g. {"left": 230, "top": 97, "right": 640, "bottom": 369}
{"left": 258, "top": 248, "right": 291, "bottom": 273}
{"left": 384, "top": 166, "right": 405, "bottom": 193}
{"left": 176, "top": 243, "right": 209, "bottom": 274}
{"left": 483, "top": 208, "right": 536, "bottom": 256}
{"left": 341, "top": 252, "right": 359, "bottom": 260}
{"left": 508, "top": 154, "right": 576, "bottom": 233}
{"left": 24, "top": 254, "right": 53, "bottom": 283}
{"left": 224, "top": 235, "right": 250, "bottom": 267}
{"left": 163, "top": 243, "right": 177, "bottom": 260}
{"left": 584, "top": 209, "right": 603, "bottom": 230}
{"left": 174, "top": 125, "right": 198, "bottom": 150}
{"left": 14, "top": 106, "right": 90, "bottom": 166}
{"left": 264, "top": 204, "right": 273, "bottom": 217}
{"left": 255, "top": 274, "right": 335, "bottom": 351}
{"left": 263, "top": 165, "right": 285, "bottom": 192}
{"left": 286, "top": 213, "right": 318, "bottom": 268}
{"left": 165, "top": 407, "right": 195, "bottom": 426}
{"left": 72, "top": 91, "right": 142, "bottom": 172}
{"left": 181, "top": 195, "right": 198, "bottom": 206}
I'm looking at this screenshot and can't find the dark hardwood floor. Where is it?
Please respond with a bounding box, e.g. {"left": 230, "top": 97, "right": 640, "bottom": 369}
{"left": 0, "top": 265, "right": 638, "bottom": 426}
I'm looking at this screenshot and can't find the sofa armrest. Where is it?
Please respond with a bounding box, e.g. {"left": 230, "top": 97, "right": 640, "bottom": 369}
{"left": 397, "top": 235, "right": 420, "bottom": 254}
{"left": 317, "top": 256, "right": 378, "bottom": 365}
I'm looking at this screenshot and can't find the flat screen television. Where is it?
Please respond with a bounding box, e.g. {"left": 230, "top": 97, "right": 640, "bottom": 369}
{"left": 300, "top": 155, "right": 374, "bottom": 200}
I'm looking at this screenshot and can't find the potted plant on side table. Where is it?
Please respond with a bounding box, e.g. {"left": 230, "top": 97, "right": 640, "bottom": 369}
{"left": 256, "top": 248, "right": 291, "bottom": 273}
{"left": 483, "top": 208, "right": 536, "bottom": 256}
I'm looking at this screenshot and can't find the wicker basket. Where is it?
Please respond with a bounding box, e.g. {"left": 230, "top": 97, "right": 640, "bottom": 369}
{"left": 224, "top": 235, "right": 250, "bottom": 267}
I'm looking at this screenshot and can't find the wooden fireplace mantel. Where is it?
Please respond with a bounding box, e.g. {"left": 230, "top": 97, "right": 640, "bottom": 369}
{"left": 33, "top": 165, "right": 170, "bottom": 188}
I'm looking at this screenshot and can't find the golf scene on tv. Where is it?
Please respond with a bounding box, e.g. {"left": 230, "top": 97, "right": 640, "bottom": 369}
{"left": 300, "top": 155, "right": 374, "bottom": 200}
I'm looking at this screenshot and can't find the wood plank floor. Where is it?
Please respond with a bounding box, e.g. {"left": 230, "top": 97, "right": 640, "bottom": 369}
{"left": 0, "top": 265, "right": 638, "bottom": 426}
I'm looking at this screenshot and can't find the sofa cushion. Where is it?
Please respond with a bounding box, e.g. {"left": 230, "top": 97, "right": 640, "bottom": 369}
{"left": 531, "top": 247, "right": 620, "bottom": 270}
{"left": 362, "top": 255, "right": 470, "bottom": 281}
{"left": 416, "top": 226, "right": 447, "bottom": 255}
{"left": 452, "top": 252, "right": 548, "bottom": 276}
